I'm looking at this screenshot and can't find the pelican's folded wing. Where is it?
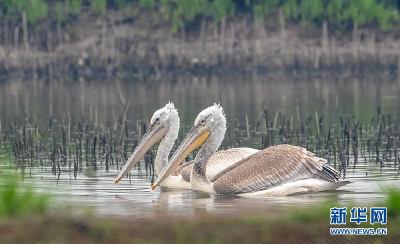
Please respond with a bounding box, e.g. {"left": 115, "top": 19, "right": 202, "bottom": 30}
{"left": 211, "top": 144, "right": 340, "bottom": 194}
{"left": 170, "top": 148, "right": 258, "bottom": 183}
{"left": 205, "top": 148, "right": 259, "bottom": 181}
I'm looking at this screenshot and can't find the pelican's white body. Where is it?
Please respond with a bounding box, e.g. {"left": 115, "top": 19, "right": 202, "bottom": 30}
{"left": 161, "top": 175, "right": 191, "bottom": 190}
{"left": 239, "top": 179, "right": 351, "bottom": 197}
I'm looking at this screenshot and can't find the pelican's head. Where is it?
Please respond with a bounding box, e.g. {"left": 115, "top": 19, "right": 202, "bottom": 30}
{"left": 114, "top": 102, "right": 179, "bottom": 183}
{"left": 151, "top": 103, "right": 226, "bottom": 190}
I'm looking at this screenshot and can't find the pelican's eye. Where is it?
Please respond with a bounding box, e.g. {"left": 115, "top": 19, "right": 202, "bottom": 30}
{"left": 155, "top": 118, "right": 160, "bottom": 122}
{"left": 200, "top": 119, "right": 205, "bottom": 125}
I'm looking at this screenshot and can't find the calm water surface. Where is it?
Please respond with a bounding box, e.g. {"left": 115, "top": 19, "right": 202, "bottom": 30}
{"left": 16, "top": 164, "right": 399, "bottom": 217}
{"left": 1, "top": 75, "right": 400, "bottom": 216}
{"left": 1, "top": 75, "right": 400, "bottom": 126}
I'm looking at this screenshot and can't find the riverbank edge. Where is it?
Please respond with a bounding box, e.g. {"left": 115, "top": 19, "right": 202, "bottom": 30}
{"left": 0, "top": 210, "right": 398, "bottom": 243}
{"left": 1, "top": 12, "right": 400, "bottom": 81}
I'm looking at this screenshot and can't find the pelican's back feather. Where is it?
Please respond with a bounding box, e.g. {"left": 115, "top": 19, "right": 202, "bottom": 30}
{"left": 212, "top": 144, "right": 340, "bottom": 194}
{"left": 206, "top": 148, "right": 259, "bottom": 181}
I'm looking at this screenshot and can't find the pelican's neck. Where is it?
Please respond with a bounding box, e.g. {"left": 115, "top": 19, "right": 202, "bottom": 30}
{"left": 192, "top": 127, "right": 225, "bottom": 180}
{"left": 154, "top": 122, "right": 179, "bottom": 175}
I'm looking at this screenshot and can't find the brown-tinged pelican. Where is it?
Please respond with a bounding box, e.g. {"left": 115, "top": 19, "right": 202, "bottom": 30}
{"left": 151, "top": 104, "right": 351, "bottom": 196}
{"left": 114, "top": 103, "right": 258, "bottom": 189}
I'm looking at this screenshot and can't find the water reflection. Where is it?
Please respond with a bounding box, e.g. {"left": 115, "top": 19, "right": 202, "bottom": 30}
{"left": 1, "top": 75, "right": 399, "bottom": 127}
{"left": 15, "top": 165, "right": 398, "bottom": 217}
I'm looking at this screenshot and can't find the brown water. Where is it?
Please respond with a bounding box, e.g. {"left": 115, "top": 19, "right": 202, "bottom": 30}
{"left": 1, "top": 75, "right": 400, "bottom": 216}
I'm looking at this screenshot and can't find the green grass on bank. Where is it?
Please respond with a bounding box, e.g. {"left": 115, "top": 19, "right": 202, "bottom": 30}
{"left": 0, "top": 0, "right": 398, "bottom": 31}
{"left": 387, "top": 187, "right": 400, "bottom": 218}
{"left": 0, "top": 171, "right": 50, "bottom": 218}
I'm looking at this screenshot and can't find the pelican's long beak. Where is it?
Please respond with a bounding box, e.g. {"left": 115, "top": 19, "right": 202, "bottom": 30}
{"left": 114, "top": 124, "right": 168, "bottom": 184}
{"left": 151, "top": 126, "right": 210, "bottom": 190}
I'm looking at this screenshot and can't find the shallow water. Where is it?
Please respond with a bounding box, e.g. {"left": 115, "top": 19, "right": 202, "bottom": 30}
{"left": 1, "top": 75, "right": 400, "bottom": 216}
{"left": 6, "top": 162, "right": 397, "bottom": 217}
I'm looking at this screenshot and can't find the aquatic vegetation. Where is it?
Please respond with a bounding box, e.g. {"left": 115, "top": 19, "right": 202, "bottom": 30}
{"left": 0, "top": 172, "right": 50, "bottom": 217}
{"left": 1, "top": 107, "right": 399, "bottom": 180}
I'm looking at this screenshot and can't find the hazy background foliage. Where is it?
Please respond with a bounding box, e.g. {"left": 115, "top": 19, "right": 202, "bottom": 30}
{"left": 0, "top": 0, "right": 398, "bottom": 31}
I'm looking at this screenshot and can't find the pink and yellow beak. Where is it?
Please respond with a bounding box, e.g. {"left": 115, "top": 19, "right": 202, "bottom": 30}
{"left": 114, "top": 125, "right": 167, "bottom": 184}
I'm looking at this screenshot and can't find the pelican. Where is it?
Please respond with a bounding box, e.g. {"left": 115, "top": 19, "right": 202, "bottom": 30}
{"left": 114, "top": 102, "right": 258, "bottom": 189}
{"left": 152, "top": 104, "right": 351, "bottom": 196}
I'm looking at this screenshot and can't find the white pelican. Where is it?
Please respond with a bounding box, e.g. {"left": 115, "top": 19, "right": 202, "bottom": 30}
{"left": 151, "top": 104, "right": 351, "bottom": 196}
{"left": 114, "top": 102, "right": 258, "bottom": 189}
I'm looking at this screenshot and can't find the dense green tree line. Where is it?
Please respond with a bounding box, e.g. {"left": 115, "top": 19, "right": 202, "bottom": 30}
{"left": 0, "top": 0, "right": 398, "bottom": 31}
